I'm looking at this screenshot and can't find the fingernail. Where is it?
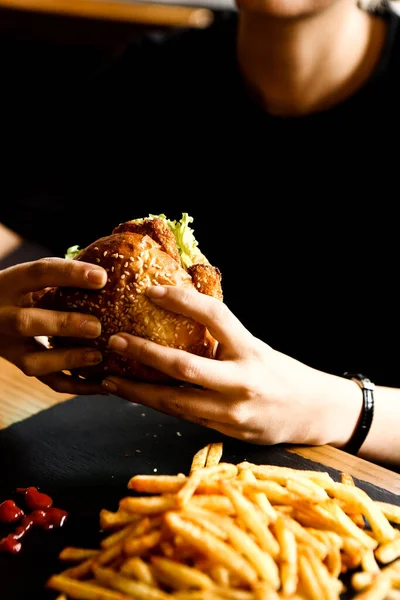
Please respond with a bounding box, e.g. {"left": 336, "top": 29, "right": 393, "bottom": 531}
{"left": 84, "top": 351, "right": 102, "bottom": 365}
{"left": 87, "top": 269, "right": 107, "bottom": 286}
{"left": 102, "top": 379, "right": 117, "bottom": 393}
{"left": 146, "top": 285, "right": 166, "bottom": 299}
{"left": 109, "top": 334, "right": 128, "bottom": 352}
{"left": 81, "top": 319, "right": 102, "bottom": 338}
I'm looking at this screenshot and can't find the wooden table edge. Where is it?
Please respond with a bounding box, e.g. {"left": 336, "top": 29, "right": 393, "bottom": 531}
{"left": 287, "top": 444, "right": 400, "bottom": 496}
{"left": 0, "top": 0, "right": 215, "bottom": 28}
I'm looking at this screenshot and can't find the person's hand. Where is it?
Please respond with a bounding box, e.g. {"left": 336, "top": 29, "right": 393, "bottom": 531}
{"left": 0, "top": 257, "right": 107, "bottom": 395}
{"left": 101, "top": 285, "right": 362, "bottom": 446}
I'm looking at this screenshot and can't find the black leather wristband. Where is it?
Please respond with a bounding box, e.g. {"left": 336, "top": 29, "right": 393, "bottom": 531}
{"left": 342, "top": 372, "right": 375, "bottom": 455}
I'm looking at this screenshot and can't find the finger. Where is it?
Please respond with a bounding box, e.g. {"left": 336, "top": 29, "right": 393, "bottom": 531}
{"left": 0, "top": 306, "right": 102, "bottom": 339}
{"left": 1, "top": 257, "right": 107, "bottom": 297}
{"left": 15, "top": 346, "right": 103, "bottom": 377}
{"left": 101, "top": 376, "right": 234, "bottom": 423}
{"left": 107, "top": 333, "right": 241, "bottom": 391}
{"left": 38, "top": 372, "right": 106, "bottom": 395}
{"left": 145, "top": 286, "right": 252, "bottom": 349}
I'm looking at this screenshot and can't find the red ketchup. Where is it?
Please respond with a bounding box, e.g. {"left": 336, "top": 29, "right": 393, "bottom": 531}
{"left": 0, "top": 487, "right": 67, "bottom": 554}
{"left": 17, "top": 487, "right": 53, "bottom": 511}
{"left": 0, "top": 500, "right": 24, "bottom": 524}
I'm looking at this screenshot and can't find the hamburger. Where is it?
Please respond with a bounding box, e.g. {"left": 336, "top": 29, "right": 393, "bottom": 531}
{"left": 37, "top": 214, "right": 223, "bottom": 383}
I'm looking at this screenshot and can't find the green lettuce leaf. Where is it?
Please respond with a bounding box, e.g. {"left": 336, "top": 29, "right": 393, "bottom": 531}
{"left": 65, "top": 245, "right": 81, "bottom": 259}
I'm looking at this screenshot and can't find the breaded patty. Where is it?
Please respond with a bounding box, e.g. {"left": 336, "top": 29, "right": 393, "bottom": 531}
{"left": 113, "top": 217, "right": 181, "bottom": 265}
{"left": 187, "top": 263, "right": 223, "bottom": 301}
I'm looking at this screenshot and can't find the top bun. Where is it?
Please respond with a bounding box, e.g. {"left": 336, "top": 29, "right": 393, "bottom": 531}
{"left": 38, "top": 214, "right": 223, "bottom": 383}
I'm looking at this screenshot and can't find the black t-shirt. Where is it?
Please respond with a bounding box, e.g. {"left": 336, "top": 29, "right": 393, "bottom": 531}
{"left": 3, "top": 7, "right": 400, "bottom": 386}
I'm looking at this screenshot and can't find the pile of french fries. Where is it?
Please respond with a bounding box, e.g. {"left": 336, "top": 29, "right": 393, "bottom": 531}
{"left": 47, "top": 442, "right": 400, "bottom": 600}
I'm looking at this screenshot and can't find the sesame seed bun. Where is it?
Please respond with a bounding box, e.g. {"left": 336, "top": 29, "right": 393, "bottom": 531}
{"left": 38, "top": 218, "right": 223, "bottom": 384}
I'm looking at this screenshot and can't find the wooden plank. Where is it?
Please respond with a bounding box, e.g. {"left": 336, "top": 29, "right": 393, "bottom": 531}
{"left": 0, "top": 357, "right": 72, "bottom": 429}
{"left": 288, "top": 444, "right": 400, "bottom": 496}
{"left": 0, "top": 0, "right": 214, "bottom": 28}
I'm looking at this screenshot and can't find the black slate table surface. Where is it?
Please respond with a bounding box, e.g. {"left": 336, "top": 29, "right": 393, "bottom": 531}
{"left": 0, "top": 394, "right": 399, "bottom": 599}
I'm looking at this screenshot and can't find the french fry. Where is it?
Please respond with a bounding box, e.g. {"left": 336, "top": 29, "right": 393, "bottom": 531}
{"left": 237, "top": 463, "right": 335, "bottom": 487}
{"left": 352, "top": 573, "right": 391, "bottom": 599}
{"left": 61, "top": 557, "right": 94, "bottom": 580}
{"left": 237, "top": 468, "right": 277, "bottom": 524}
{"left": 274, "top": 516, "right": 298, "bottom": 596}
{"left": 151, "top": 556, "right": 215, "bottom": 589}
{"left": 47, "top": 574, "right": 132, "bottom": 599}
{"left": 300, "top": 546, "right": 339, "bottom": 600}
{"left": 205, "top": 442, "right": 223, "bottom": 467}
{"left": 100, "top": 523, "right": 137, "bottom": 549}
{"left": 190, "top": 445, "right": 210, "bottom": 473}
{"left": 120, "top": 556, "right": 158, "bottom": 586}
{"left": 94, "top": 565, "right": 170, "bottom": 599}
{"left": 286, "top": 477, "right": 330, "bottom": 502}
{"left": 46, "top": 442, "right": 400, "bottom": 600}
{"left": 59, "top": 548, "right": 100, "bottom": 562}
{"left": 165, "top": 511, "right": 258, "bottom": 586}
{"left": 329, "top": 483, "right": 396, "bottom": 544}
{"left": 99, "top": 508, "right": 141, "bottom": 530}
{"left": 119, "top": 494, "right": 177, "bottom": 514}
{"left": 128, "top": 474, "right": 186, "bottom": 494}
{"left": 374, "top": 501, "right": 400, "bottom": 525}
{"left": 177, "top": 463, "right": 238, "bottom": 507}
{"left": 341, "top": 472, "right": 356, "bottom": 486}
{"left": 298, "top": 551, "right": 325, "bottom": 600}
{"left": 220, "top": 482, "right": 280, "bottom": 558}
{"left": 374, "top": 533, "right": 400, "bottom": 564}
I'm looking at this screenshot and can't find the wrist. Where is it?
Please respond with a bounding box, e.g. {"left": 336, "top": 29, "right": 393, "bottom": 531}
{"left": 322, "top": 374, "right": 365, "bottom": 448}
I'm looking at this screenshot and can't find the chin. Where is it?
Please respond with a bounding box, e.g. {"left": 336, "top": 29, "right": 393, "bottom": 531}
{"left": 235, "top": 0, "right": 338, "bottom": 19}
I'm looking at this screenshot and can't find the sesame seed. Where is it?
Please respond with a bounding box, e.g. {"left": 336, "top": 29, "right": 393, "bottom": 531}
{"left": 119, "top": 254, "right": 124, "bottom": 259}
{"left": 104, "top": 251, "right": 108, "bottom": 257}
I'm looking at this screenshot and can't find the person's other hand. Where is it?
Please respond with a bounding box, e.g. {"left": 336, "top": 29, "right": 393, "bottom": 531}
{"left": 0, "top": 257, "right": 107, "bottom": 395}
{"left": 101, "top": 285, "right": 359, "bottom": 446}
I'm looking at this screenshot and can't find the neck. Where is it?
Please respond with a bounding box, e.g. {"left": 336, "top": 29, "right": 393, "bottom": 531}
{"left": 237, "top": 1, "right": 386, "bottom": 116}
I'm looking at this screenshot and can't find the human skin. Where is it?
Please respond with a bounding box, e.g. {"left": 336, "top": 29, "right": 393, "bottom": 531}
{"left": 0, "top": 258, "right": 107, "bottom": 395}
{"left": 235, "top": 0, "right": 387, "bottom": 116}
